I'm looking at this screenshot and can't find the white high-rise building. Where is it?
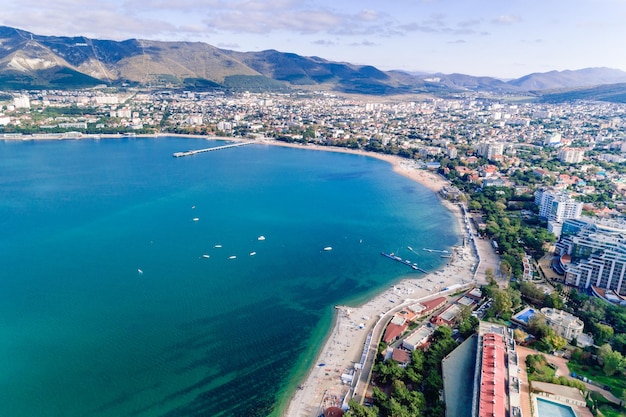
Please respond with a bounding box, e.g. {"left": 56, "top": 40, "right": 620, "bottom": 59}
{"left": 557, "top": 147, "right": 584, "bottom": 164}
{"left": 477, "top": 142, "right": 504, "bottom": 160}
{"left": 555, "top": 217, "right": 626, "bottom": 296}
{"left": 13, "top": 95, "right": 30, "bottom": 109}
{"left": 535, "top": 190, "right": 582, "bottom": 222}
{"left": 544, "top": 132, "right": 562, "bottom": 146}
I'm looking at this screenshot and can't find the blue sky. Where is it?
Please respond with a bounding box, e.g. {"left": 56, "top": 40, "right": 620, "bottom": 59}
{"left": 2, "top": 0, "right": 625, "bottom": 78}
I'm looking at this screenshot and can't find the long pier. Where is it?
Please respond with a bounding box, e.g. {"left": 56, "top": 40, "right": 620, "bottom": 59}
{"left": 173, "top": 141, "right": 255, "bottom": 157}
{"left": 381, "top": 252, "right": 428, "bottom": 273}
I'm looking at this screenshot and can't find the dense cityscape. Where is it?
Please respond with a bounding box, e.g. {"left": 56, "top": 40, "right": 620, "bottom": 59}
{"left": 3, "top": 88, "right": 626, "bottom": 417}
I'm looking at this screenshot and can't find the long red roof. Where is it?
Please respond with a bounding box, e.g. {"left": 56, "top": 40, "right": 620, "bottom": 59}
{"left": 420, "top": 296, "right": 447, "bottom": 312}
{"left": 383, "top": 323, "right": 407, "bottom": 344}
{"left": 478, "top": 333, "right": 506, "bottom": 417}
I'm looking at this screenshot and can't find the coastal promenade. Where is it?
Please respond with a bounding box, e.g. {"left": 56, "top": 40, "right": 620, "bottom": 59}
{"left": 283, "top": 153, "right": 496, "bottom": 417}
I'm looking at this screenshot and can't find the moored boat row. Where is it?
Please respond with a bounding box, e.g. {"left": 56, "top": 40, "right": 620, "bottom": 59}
{"left": 380, "top": 251, "right": 427, "bottom": 272}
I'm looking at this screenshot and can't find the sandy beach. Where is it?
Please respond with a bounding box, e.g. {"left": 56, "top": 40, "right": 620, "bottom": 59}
{"left": 12, "top": 133, "right": 482, "bottom": 416}
{"left": 275, "top": 140, "right": 484, "bottom": 417}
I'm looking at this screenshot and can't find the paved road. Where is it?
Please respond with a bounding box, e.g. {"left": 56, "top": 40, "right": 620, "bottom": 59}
{"left": 515, "top": 347, "right": 536, "bottom": 417}
{"left": 462, "top": 208, "right": 502, "bottom": 286}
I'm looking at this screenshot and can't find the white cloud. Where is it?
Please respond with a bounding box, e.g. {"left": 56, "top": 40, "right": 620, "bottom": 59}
{"left": 201, "top": 6, "right": 395, "bottom": 36}
{"left": 349, "top": 40, "right": 377, "bottom": 47}
{"left": 492, "top": 15, "right": 522, "bottom": 25}
{"left": 313, "top": 39, "right": 335, "bottom": 46}
{"left": 358, "top": 9, "right": 379, "bottom": 21}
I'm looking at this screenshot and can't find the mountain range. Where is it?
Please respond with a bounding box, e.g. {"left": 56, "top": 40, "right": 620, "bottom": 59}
{"left": 2, "top": 25, "right": 626, "bottom": 101}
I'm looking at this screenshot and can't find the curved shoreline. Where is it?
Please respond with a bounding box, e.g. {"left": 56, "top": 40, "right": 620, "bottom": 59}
{"left": 10, "top": 133, "right": 478, "bottom": 416}
{"left": 266, "top": 142, "right": 480, "bottom": 417}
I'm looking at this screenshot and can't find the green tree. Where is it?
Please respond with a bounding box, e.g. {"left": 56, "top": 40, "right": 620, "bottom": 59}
{"left": 408, "top": 349, "right": 425, "bottom": 375}
{"left": 345, "top": 399, "right": 379, "bottom": 417}
{"left": 375, "top": 359, "right": 404, "bottom": 384}
{"left": 391, "top": 379, "right": 425, "bottom": 416}
{"left": 528, "top": 314, "right": 552, "bottom": 339}
{"left": 519, "top": 281, "right": 546, "bottom": 305}
{"left": 468, "top": 200, "right": 482, "bottom": 212}
{"left": 423, "top": 368, "right": 443, "bottom": 400}
{"left": 500, "top": 260, "right": 512, "bottom": 279}
{"left": 490, "top": 288, "right": 513, "bottom": 319}
{"left": 506, "top": 287, "right": 522, "bottom": 310}
{"left": 405, "top": 367, "right": 423, "bottom": 385}
{"left": 387, "top": 397, "right": 412, "bottom": 417}
{"left": 459, "top": 315, "right": 479, "bottom": 337}
{"left": 594, "top": 323, "right": 615, "bottom": 345}
{"left": 602, "top": 350, "right": 625, "bottom": 376}
{"left": 545, "top": 292, "right": 564, "bottom": 309}
{"left": 543, "top": 333, "right": 567, "bottom": 351}
{"left": 513, "top": 329, "right": 528, "bottom": 344}
{"left": 612, "top": 333, "right": 626, "bottom": 355}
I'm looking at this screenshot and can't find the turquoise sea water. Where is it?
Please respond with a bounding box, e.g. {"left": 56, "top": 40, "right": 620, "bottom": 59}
{"left": 0, "top": 137, "right": 458, "bottom": 417}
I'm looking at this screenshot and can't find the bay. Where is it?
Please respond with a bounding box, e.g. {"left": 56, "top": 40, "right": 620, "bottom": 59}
{"left": 0, "top": 136, "right": 457, "bottom": 416}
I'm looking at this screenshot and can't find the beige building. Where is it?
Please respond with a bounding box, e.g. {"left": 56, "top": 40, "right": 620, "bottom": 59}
{"left": 540, "top": 308, "right": 584, "bottom": 341}
{"left": 557, "top": 147, "right": 584, "bottom": 164}
{"left": 402, "top": 325, "right": 434, "bottom": 351}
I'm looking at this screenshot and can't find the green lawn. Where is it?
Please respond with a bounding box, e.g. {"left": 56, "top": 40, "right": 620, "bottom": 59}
{"left": 567, "top": 362, "right": 626, "bottom": 394}
{"left": 590, "top": 391, "right": 626, "bottom": 417}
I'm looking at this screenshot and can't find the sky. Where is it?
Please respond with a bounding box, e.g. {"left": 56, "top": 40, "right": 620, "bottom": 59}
{"left": 2, "top": 0, "right": 626, "bottom": 78}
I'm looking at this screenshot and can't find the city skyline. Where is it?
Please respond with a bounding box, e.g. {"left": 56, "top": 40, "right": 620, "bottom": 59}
{"left": 1, "top": 0, "right": 626, "bottom": 79}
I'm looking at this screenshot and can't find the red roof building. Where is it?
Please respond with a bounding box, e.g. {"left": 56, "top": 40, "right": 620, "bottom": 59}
{"left": 383, "top": 323, "right": 408, "bottom": 344}
{"left": 431, "top": 303, "right": 462, "bottom": 326}
{"left": 478, "top": 333, "right": 506, "bottom": 417}
{"left": 391, "top": 348, "right": 411, "bottom": 367}
{"left": 324, "top": 406, "right": 344, "bottom": 417}
{"left": 409, "top": 297, "right": 447, "bottom": 317}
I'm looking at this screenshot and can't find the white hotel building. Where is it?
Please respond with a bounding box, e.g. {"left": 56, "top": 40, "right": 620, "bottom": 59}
{"left": 555, "top": 217, "right": 626, "bottom": 296}
{"left": 534, "top": 190, "right": 582, "bottom": 237}
{"left": 557, "top": 147, "right": 585, "bottom": 164}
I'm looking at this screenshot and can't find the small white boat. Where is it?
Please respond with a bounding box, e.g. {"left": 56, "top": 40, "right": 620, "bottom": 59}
{"left": 228, "top": 255, "right": 237, "bottom": 259}
{"left": 192, "top": 217, "right": 199, "bottom": 222}
{"left": 323, "top": 247, "right": 332, "bottom": 251}
{"left": 137, "top": 268, "right": 143, "bottom": 274}
{"left": 258, "top": 236, "right": 266, "bottom": 241}
{"left": 202, "top": 254, "right": 210, "bottom": 259}
{"left": 249, "top": 252, "right": 256, "bottom": 256}
{"left": 214, "top": 244, "right": 222, "bottom": 248}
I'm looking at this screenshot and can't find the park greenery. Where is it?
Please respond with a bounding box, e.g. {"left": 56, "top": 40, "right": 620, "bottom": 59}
{"left": 587, "top": 390, "right": 624, "bottom": 417}
{"left": 346, "top": 326, "right": 460, "bottom": 417}
{"left": 465, "top": 186, "right": 556, "bottom": 279}
{"left": 525, "top": 353, "right": 586, "bottom": 391}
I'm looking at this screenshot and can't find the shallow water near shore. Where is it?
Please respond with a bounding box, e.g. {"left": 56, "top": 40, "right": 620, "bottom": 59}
{"left": 0, "top": 136, "right": 457, "bottom": 416}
